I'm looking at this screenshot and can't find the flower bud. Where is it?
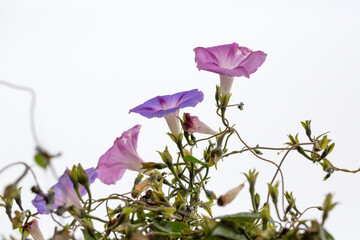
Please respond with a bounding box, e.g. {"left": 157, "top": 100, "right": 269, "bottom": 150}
{"left": 4, "top": 184, "right": 17, "bottom": 199}
{"left": 76, "top": 164, "right": 89, "bottom": 187}
{"left": 158, "top": 147, "right": 173, "bottom": 167}
{"left": 301, "top": 120, "right": 312, "bottom": 139}
{"left": 182, "top": 113, "right": 217, "bottom": 135}
{"left": 268, "top": 182, "right": 279, "bottom": 205}
{"left": 217, "top": 183, "right": 245, "bottom": 206}
{"left": 131, "top": 178, "right": 150, "bottom": 199}
{"left": 322, "top": 193, "right": 337, "bottom": 224}
{"left": 244, "top": 169, "right": 259, "bottom": 194}
{"left": 67, "top": 166, "right": 79, "bottom": 191}
{"left": 23, "top": 219, "right": 45, "bottom": 240}
{"left": 205, "top": 190, "right": 217, "bottom": 200}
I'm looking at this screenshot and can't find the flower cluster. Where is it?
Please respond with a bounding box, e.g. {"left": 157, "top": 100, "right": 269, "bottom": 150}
{"left": 0, "top": 43, "right": 347, "bottom": 240}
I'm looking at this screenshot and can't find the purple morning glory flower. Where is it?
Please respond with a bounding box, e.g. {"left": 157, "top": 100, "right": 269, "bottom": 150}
{"left": 194, "top": 43, "right": 267, "bottom": 95}
{"left": 96, "top": 125, "right": 145, "bottom": 185}
{"left": 129, "top": 89, "right": 204, "bottom": 136}
{"left": 32, "top": 168, "right": 98, "bottom": 214}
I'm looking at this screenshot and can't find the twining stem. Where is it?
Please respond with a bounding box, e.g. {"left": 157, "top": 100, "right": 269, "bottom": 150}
{"left": 231, "top": 128, "right": 286, "bottom": 212}
{"left": 298, "top": 206, "right": 320, "bottom": 219}
{"left": 0, "top": 162, "right": 40, "bottom": 187}
{"left": 266, "top": 142, "right": 314, "bottom": 207}
{"left": 330, "top": 165, "right": 360, "bottom": 173}
{"left": 0, "top": 80, "right": 40, "bottom": 146}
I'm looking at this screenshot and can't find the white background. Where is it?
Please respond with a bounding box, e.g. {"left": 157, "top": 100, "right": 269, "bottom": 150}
{"left": 1, "top": 0, "right": 360, "bottom": 238}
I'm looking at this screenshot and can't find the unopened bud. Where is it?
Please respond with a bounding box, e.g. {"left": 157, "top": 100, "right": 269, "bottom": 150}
{"left": 217, "top": 183, "right": 245, "bottom": 206}
{"left": 76, "top": 164, "right": 89, "bottom": 187}
{"left": 23, "top": 219, "right": 45, "bottom": 240}
{"left": 205, "top": 190, "right": 217, "bottom": 200}
{"left": 131, "top": 178, "right": 150, "bottom": 198}
{"left": 301, "top": 120, "right": 312, "bottom": 138}
{"left": 67, "top": 167, "right": 79, "bottom": 191}
{"left": 158, "top": 147, "right": 173, "bottom": 166}
{"left": 182, "top": 113, "right": 217, "bottom": 135}
{"left": 268, "top": 182, "right": 279, "bottom": 205}
{"left": 4, "top": 184, "right": 17, "bottom": 199}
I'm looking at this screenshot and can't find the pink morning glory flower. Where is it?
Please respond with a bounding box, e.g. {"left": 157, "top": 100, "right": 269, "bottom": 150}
{"left": 194, "top": 43, "right": 266, "bottom": 96}
{"left": 97, "top": 125, "right": 145, "bottom": 185}
{"left": 182, "top": 113, "right": 217, "bottom": 135}
{"left": 129, "top": 89, "right": 204, "bottom": 136}
{"left": 32, "top": 168, "right": 98, "bottom": 214}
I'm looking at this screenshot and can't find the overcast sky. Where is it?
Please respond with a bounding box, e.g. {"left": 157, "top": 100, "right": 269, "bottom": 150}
{"left": 1, "top": 0, "right": 360, "bottom": 238}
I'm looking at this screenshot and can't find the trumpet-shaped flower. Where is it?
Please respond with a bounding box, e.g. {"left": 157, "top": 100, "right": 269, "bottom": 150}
{"left": 129, "top": 89, "right": 204, "bottom": 136}
{"left": 97, "top": 125, "right": 145, "bottom": 185}
{"left": 182, "top": 113, "right": 217, "bottom": 135}
{"left": 32, "top": 168, "right": 98, "bottom": 214}
{"left": 194, "top": 43, "right": 266, "bottom": 95}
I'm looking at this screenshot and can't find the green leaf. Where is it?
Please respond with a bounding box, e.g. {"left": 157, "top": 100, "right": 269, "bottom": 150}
{"left": 323, "top": 229, "right": 335, "bottom": 240}
{"left": 216, "top": 212, "right": 261, "bottom": 222}
{"left": 152, "top": 220, "right": 172, "bottom": 233}
{"left": 34, "top": 153, "right": 49, "bottom": 168}
{"left": 19, "top": 227, "right": 29, "bottom": 237}
{"left": 183, "top": 155, "right": 208, "bottom": 167}
{"left": 211, "top": 224, "right": 247, "bottom": 240}
{"left": 199, "top": 202, "right": 213, "bottom": 218}
{"left": 327, "top": 143, "right": 335, "bottom": 155}
{"left": 171, "top": 221, "right": 190, "bottom": 233}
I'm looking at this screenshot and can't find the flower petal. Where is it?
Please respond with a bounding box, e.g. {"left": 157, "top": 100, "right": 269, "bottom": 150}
{"left": 238, "top": 50, "right": 267, "bottom": 75}
{"left": 194, "top": 43, "right": 266, "bottom": 78}
{"left": 129, "top": 89, "right": 204, "bottom": 118}
{"left": 96, "top": 125, "right": 144, "bottom": 185}
{"left": 32, "top": 195, "right": 50, "bottom": 214}
{"left": 32, "top": 168, "right": 97, "bottom": 214}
